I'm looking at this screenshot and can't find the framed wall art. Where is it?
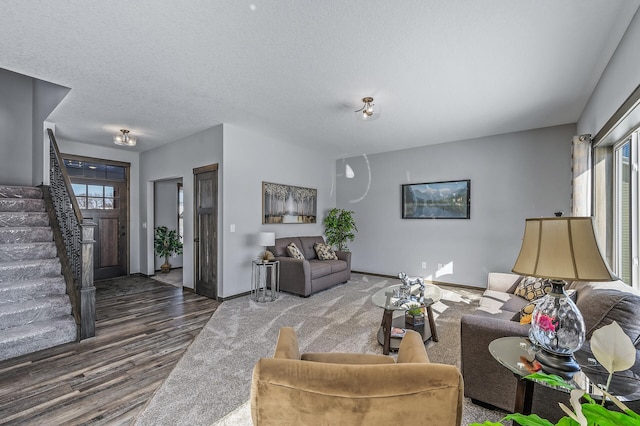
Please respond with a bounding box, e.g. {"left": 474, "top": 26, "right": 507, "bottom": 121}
{"left": 262, "top": 181, "right": 317, "bottom": 224}
{"left": 402, "top": 179, "right": 470, "bottom": 219}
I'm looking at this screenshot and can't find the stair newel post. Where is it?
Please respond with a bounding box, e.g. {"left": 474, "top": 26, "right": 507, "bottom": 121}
{"left": 79, "top": 219, "right": 96, "bottom": 339}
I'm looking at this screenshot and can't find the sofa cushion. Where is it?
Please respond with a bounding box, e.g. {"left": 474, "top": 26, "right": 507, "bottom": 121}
{"left": 479, "top": 290, "right": 527, "bottom": 313}
{"left": 308, "top": 260, "right": 332, "bottom": 279}
{"left": 514, "top": 276, "right": 551, "bottom": 301}
{"left": 574, "top": 281, "right": 640, "bottom": 346}
{"left": 298, "top": 236, "right": 325, "bottom": 260}
{"left": 270, "top": 237, "right": 301, "bottom": 257}
{"left": 314, "top": 242, "right": 338, "bottom": 260}
{"left": 287, "top": 242, "right": 305, "bottom": 260}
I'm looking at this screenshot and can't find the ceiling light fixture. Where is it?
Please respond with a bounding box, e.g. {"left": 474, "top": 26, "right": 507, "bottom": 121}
{"left": 113, "top": 129, "right": 137, "bottom": 147}
{"left": 354, "top": 97, "right": 381, "bottom": 121}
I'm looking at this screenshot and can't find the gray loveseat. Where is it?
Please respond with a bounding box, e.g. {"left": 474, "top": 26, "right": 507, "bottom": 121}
{"left": 268, "top": 236, "right": 351, "bottom": 297}
{"left": 460, "top": 272, "right": 640, "bottom": 422}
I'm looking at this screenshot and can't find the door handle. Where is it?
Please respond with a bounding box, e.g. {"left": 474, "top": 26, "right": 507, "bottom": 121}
{"left": 194, "top": 238, "right": 200, "bottom": 243}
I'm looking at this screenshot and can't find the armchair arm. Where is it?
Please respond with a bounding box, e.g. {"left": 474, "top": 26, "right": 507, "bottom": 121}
{"left": 275, "top": 256, "right": 311, "bottom": 296}
{"left": 273, "top": 327, "right": 300, "bottom": 360}
{"left": 335, "top": 250, "right": 351, "bottom": 270}
{"left": 397, "top": 329, "right": 430, "bottom": 363}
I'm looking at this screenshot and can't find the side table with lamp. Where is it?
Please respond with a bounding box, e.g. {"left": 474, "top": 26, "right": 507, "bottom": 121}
{"left": 511, "top": 217, "right": 618, "bottom": 379}
{"left": 252, "top": 232, "right": 280, "bottom": 302}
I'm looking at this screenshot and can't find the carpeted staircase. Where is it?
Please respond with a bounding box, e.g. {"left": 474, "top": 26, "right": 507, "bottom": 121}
{"left": 0, "top": 185, "right": 77, "bottom": 362}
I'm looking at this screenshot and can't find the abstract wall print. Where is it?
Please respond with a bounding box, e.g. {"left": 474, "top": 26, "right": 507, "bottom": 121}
{"left": 402, "top": 180, "right": 470, "bottom": 219}
{"left": 263, "top": 182, "right": 317, "bottom": 224}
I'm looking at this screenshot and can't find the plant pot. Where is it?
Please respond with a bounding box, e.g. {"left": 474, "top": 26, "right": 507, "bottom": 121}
{"left": 405, "top": 312, "right": 425, "bottom": 326}
{"left": 160, "top": 262, "right": 171, "bottom": 273}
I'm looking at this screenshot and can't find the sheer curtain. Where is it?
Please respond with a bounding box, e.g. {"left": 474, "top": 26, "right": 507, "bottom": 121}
{"left": 571, "top": 134, "right": 592, "bottom": 217}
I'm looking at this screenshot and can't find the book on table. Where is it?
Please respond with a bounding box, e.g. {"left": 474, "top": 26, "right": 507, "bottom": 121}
{"left": 390, "top": 327, "right": 406, "bottom": 338}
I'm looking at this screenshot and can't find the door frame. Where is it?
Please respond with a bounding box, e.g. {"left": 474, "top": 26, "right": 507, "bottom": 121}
{"left": 62, "top": 153, "right": 131, "bottom": 277}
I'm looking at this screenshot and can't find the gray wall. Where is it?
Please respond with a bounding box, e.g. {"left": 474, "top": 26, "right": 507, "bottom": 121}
{"left": 336, "top": 124, "right": 575, "bottom": 288}
{"left": 139, "top": 125, "right": 224, "bottom": 288}
{"left": 154, "top": 178, "right": 183, "bottom": 270}
{"left": 0, "top": 69, "right": 34, "bottom": 185}
{"left": 221, "top": 124, "right": 335, "bottom": 298}
{"left": 0, "top": 68, "right": 69, "bottom": 186}
{"left": 578, "top": 7, "right": 640, "bottom": 137}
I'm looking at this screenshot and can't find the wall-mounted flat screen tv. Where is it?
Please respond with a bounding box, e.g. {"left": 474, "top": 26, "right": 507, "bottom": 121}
{"left": 402, "top": 179, "right": 470, "bottom": 219}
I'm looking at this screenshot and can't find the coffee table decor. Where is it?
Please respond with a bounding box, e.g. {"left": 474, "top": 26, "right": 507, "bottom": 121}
{"left": 371, "top": 273, "right": 442, "bottom": 354}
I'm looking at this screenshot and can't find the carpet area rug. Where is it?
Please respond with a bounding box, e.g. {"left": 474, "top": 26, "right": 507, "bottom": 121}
{"left": 135, "top": 273, "right": 507, "bottom": 425}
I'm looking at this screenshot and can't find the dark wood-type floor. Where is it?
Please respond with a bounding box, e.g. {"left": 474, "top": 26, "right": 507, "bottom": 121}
{"left": 0, "top": 277, "right": 220, "bottom": 425}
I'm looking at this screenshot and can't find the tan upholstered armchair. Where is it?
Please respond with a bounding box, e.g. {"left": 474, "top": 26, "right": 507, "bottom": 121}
{"left": 250, "top": 327, "right": 463, "bottom": 426}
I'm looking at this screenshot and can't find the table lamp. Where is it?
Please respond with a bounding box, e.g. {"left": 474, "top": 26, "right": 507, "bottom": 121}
{"left": 512, "top": 217, "right": 617, "bottom": 378}
{"left": 257, "top": 232, "right": 275, "bottom": 262}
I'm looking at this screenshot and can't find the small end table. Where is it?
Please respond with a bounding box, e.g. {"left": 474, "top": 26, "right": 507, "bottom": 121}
{"left": 251, "top": 260, "right": 279, "bottom": 302}
{"left": 489, "top": 336, "right": 640, "bottom": 419}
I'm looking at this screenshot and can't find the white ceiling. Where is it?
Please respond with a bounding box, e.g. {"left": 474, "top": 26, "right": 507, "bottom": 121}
{"left": 1, "top": 1, "right": 638, "bottom": 157}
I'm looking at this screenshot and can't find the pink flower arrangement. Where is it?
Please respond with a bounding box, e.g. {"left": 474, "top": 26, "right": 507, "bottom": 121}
{"left": 536, "top": 314, "right": 556, "bottom": 332}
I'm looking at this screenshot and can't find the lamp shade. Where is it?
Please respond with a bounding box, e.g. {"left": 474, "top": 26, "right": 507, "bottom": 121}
{"left": 257, "top": 232, "right": 275, "bottom": 247}
{"left": 512, "top": 217, "right": 617, "bottom": 281}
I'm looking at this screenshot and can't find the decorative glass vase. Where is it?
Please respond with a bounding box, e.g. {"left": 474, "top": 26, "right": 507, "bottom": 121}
{"left": 529, "top": 280, "right": 585, "bottom": 356}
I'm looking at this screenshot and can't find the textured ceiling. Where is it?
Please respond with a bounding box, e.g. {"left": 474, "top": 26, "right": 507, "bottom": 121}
{"left": 1, "top": 1, "right": 638, "bottom": 157}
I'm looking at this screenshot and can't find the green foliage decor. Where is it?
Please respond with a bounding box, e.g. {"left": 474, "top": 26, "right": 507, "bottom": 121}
{"left": 323, "top": 208, "right": 357, "bottom": 251}
{"left": 154, "top": 226, "right": 183, "bottom": 272}
{"left": 469, "top": 373, "right": 640, "bottom": 426}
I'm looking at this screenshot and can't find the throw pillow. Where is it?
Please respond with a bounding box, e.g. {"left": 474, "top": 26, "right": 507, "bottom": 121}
{"left": 314, "top": 242, "right": 338, "bottom": 260}
{"left": 286, "top": 242, "right": 305, "bottom": 260}
{"left": 514, "top": 276, "right": 551, "bottom": 301}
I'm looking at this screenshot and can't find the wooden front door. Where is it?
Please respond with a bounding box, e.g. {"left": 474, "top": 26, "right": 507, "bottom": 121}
{"left": 64, "top": 157, "right": 130, "bottom": 280}
{"left": 194, "top": 164, "right": 218, "bottom": 299}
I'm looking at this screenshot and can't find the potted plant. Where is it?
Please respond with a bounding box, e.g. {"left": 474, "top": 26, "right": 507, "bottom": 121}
{"left": 154, "top": 226, "right": 183, "bottom": 273}
{"left": 323, "top": 208, "right": 357, "bottom": 251}
{"left": 405, "top": 303, "right": 425, "bottom": 326}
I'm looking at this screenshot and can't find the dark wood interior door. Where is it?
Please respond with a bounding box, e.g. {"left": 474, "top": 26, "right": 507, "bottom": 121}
{"left": 194, "top": 164, "right": 218, "bottom": 299}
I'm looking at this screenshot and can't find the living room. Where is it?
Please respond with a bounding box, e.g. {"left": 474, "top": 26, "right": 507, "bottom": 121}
{"left": 1, "top": 2, "right": 640, "bottom": 424}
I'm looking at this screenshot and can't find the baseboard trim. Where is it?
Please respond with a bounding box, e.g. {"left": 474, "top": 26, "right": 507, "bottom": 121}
{"left": 351, "top": 270, "right": 481, "bottom": 291}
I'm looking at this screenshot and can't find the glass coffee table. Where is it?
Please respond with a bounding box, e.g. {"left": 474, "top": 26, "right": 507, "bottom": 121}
{"left": 489, "top": 336, "right": 640, "bottom": 416}
{"left": 371, "top": 283, "right": 442, "bottom": 355}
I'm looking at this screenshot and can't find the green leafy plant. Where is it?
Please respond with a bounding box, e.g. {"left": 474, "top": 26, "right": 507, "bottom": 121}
{"left": 323, "top": 208, "right": 357, "bottom": 251}
{"left": 469, "top": 374, "right": 640, "bottom": 426}
{"left": 406, "top": 303, "right": 424, "bottom": 316}
{"left": 154, "top": 226, "right": 183, "bottom": 273}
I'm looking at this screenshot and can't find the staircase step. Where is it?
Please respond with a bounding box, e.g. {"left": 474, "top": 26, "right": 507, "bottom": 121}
{"left": 0, "top": 295, "right": 72, "bottom": 331}
{"left": 0, "top": 316, "right": 76, "bottom": 362}
{"left": 0, "top": 242, "right": 57, "bottom": 262}
{"left": 0, "top": 258, "right": 60, "bottom": 282}
{"left": 0, "top": 277, "right": 66, "bottom": 303}
{"left": 0, "top": 212, "right": 49, "bottom": 227}
{"left": 0, "top": 198, "right": 45, "bottom": 213}
{"left": 0, "top": 227, "right": 52, "bottom": 244}
{"left": 0, "top": 185, "right": 43, "bottom": 200}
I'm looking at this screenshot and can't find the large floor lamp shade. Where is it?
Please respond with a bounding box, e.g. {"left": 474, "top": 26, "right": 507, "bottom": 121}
{"left": 512, "top": 217, "right": 617, "bottom": 377}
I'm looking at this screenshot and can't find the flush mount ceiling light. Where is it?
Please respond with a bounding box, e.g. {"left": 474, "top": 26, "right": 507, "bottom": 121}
{"left": 354, "top": 97, "right": 381, "bottom": 121}
{"left": 113, "top": 129, "right": 137, "bottom": 147}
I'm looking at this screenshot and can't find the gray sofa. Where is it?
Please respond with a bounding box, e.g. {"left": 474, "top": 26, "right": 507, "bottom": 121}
{"left": 268, "top": 236, "right": 351, "bottom": 297}
{"left": 461, "top": 272, "right": 640, "bottom": 422}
